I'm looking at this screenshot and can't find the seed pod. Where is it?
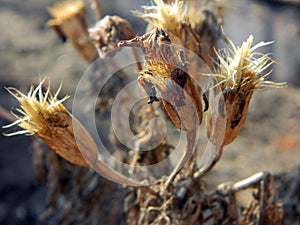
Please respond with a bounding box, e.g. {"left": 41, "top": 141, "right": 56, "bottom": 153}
{"left": 47, "top": 0, "right": 97, "bottom": 62}
{"left": 89, "top": 15, "right": 135, "bottom": 58}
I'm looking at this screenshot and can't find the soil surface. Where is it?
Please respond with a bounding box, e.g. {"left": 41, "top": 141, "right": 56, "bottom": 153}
{"left": 0, "top": 0, "right": 299, "bottom": 224}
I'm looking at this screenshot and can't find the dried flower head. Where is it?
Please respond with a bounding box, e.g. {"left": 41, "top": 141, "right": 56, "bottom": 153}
{"left": 120, "top": 27, "right": 203, "bottom": 132}
{"left": 133, "top": 0, "right": 187, "bottom": 37}
{"left": 3, "top": 80, "right": 150, "bottom": 187}
{"left": 3, "top": 80, "right": 92, "bottom": 167}
{"left": 215, "top": 35, "right": 284, "bottom": 91}
{"left": 133, "top": 0, "right": 220, "bottom": 65}
{"left": 120, "top": 27, "right": 204, "bottom": 185}
{"left": 207, "top": 35, "right": 286, "bottom": 145}
{"left": 47, "top": 0, "right": 97, "bottom": 62}
{"left": 89, "top": 15, "right": 135, "bottom": 58}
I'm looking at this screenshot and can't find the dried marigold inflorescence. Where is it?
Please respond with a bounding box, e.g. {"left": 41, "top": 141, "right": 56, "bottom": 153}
{"left": 120, "top": 28, "right": 204, "bottom": 186}
{"left": 3, "top": 80, "right": 98, "bottom": 167}
{"left": 206, "top": 35, "right": 286, "bottom": 145}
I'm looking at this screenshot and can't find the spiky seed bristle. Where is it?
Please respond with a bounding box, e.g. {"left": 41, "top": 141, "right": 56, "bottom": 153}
{"left": 3, "top": 79, "right": 69, "bottom": 136}
{"left": 133, "top": 0, "right": 187, "bottom": 37}
{"left": 214, "top": 35, "right": 286, "bottom": 92}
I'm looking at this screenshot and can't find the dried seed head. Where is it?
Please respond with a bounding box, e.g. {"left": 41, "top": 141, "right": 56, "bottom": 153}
{"left": 47, "top": 0, "right": 97, "bottom": 62}
{"left": 207, "top": 35, "right": 286, "bottom": 145}
{"left": 133, "top": 0, "right": 187, "bottom": 37}
{"left": 120, "top": 28, "right": 203, "bottom": 131}
{"left": 3, "top": 80, "right": 97, "bottom": 167}
{"left": 119, "top": 28, "right": 184, "bottom": 79}
{"left": 89, "top": 15, "right": 135, "bottom": 58}
{"left": 3, "top": 81, "right": 170, "bottom": 186}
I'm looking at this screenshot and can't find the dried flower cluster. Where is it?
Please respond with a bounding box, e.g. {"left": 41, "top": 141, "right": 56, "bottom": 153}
{"left": 3, "top": 0, "right": 287, "bottom": 224}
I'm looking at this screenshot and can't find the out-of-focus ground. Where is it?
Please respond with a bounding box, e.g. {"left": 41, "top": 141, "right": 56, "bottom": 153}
{"left": 0, "top": 0, "right": 299, "bottom": 224}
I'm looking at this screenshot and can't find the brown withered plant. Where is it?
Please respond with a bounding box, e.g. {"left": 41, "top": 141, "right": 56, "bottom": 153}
{"left": 3, "top": 0, "right": 287, "bottom": 224}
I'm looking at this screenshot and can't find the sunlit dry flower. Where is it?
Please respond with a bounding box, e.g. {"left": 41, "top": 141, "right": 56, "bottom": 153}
{"left": 206, "top": 35, "right": 286, "bottom": 145}
{"left": 3, "top": 80, "right": 94, "bottom": 167}
{"left": 133, "top": 0, "right": 187, "bottom": 38}
{"left": 47, "top": 0, "right": 97, "bottom": 62}
{"left": 133, "top": 0, "right": 222, "bottom": 66}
